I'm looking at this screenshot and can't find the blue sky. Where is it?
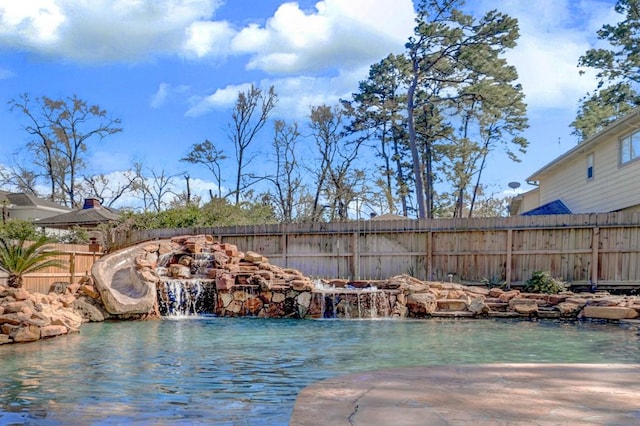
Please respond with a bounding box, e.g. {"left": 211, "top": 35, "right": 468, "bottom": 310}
{"left": 0, "top": 0, "right": 619, "bottom": 210}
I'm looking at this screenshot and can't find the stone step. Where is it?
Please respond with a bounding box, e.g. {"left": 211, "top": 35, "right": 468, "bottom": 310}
{"left": 436, "top": 299, "right": 468, "bottom": 311}
{"left": 486, "top": 302, "right": 509, "bottom": 312}
{"left": 270, "top": 285, "right": 289, "bottom": 291}
{"left": 537, "top": 310, "right": 561, "bottom": 319}
{"left": 487, "top": 311, "right": 520, "bottom": 318}
{"left": 431, "top": 311, "right": 475, "bottom": 318}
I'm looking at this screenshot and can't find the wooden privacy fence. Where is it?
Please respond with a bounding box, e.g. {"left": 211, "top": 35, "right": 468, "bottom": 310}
{"left": 110, "top": 212, "right": 640, "bottom": 290}
{"left": 0, "top": 243, "right": 102, "bottom": 294}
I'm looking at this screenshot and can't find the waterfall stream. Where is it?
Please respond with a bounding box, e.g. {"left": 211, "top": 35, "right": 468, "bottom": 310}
{"left": 155, "top": 246, "right": 397, "bottom": 319}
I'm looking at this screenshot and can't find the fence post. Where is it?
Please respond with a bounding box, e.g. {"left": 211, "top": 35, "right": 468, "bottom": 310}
{"left": 426, "top": 231, "right": 433, "bottom": 280}
{"left": 69, "top": 252, "right": 76, "bottom": 284}
{"left": 506, "top": 229, "right": 513, "bottom": 285}
{"left": 281, "top": 232, "right": 288, "bottom": 268}
{"left": 591, "top": 227, "right": 600, "bottom": 287}
{"left": 351, "top": 231, "right": 360, "bottom": 280}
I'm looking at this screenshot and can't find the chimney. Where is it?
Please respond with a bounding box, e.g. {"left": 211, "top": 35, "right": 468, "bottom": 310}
{"left": 83, "top": 198, "right": 101, "bottom": 209}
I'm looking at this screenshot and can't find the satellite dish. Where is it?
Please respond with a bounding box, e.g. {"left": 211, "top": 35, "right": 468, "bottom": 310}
{"left": 508, "top": 181, "right": 521, "bottom": 189}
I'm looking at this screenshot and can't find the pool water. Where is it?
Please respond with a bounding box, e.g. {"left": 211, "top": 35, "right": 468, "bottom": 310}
{"left": 1, "top": 318, "right": 639, "bottom": 425}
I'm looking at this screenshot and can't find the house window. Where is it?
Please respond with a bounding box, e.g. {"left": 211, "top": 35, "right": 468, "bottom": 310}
{"left": 620, "top": 130, "right": 640, "bottom": 164}
{"left": 587, "top": 153, "right": 594, "bottom": 180}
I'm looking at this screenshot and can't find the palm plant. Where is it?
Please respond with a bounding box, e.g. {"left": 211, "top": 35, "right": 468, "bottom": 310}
{"left": 0, "top": 235, "right": 67, "bottom": 288}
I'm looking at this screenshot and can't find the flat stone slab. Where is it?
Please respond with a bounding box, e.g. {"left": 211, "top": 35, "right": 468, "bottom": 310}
{"left": 290, "top": 364, "right": 640, "bottom": 425}
{"left": 430, "top": 311, "right": 475, "bottom": 317}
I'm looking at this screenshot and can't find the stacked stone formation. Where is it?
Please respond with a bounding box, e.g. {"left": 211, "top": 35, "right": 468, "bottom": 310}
{"left": 0, "top": 276, "right": 109, "bottom": 344}
{"left": 150, "top": 235, "right": 314, "bottom": 317}
{"left": 398, "top": 277, "right": 640, "bottom": 320}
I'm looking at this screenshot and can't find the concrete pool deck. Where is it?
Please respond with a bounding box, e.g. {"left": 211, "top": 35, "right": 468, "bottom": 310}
{"left": 290, "top": 364, "right": 640, "bottom": 425}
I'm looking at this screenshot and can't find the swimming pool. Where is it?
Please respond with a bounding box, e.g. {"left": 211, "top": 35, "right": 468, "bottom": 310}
{"left": 1, "top": 317, "right": 638, "bottom": 425}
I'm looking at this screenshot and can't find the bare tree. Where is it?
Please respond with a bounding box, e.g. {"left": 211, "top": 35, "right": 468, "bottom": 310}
{"left": 227, "top": 85, "right": 277, "bottom": 205}
{"left": 0, "top": 161, "right": 39, "bottom": 196}
{"left": 9, "top": 93, "right": 122, "bottom": 206}
{"left": 308, "top": 104, "right": 366, "bottom": 221}
{"left": 131, "top": 163, "right": 178, "bottom": 212}
{"left": 82, "top": 169, "right": 140, "bottom": 208}
{"left": 267, "top": 120, "right": 305, "bottom": 222}
{"left": 181, "top": 139, "right": 227, "bottom": 198}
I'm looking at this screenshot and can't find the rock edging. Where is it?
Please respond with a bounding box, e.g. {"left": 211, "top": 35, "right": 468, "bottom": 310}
{"left": 0, "top": 278, "right": 110, "bottom": 344}
{"left": 395, "top": 277, "right": 640, "bottom": 320}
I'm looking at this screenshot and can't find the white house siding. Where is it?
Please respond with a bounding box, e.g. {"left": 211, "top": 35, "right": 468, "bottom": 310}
{"left": 9, "top": 206, "right": 70, "bottom": 222}
{"left": 538, "top": 132, "right": 640, "bottom": 213}
{"left": 620, "top": 204, "right": 640, "bottom": 213}
{"left": 517, "top": 188, "right": 540, "bottom": 214}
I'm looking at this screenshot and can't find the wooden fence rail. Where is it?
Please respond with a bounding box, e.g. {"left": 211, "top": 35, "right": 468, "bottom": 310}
{"left": 109, "top": 212, "right": 640, "bottom": 290}
{"left": 0, "top": 243, "right": 102, "bottom": 294}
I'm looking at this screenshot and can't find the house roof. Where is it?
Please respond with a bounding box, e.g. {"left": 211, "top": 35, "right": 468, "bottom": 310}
{"left": 521, "top": 199, "right": 572, "bottom": 216}
{"left": 0, "top": 190, "right": 72, "bottom": 212}
{"left": 369, "top": 213, "right": 411, "bottom": 221}
{"left": 35, "top": 205, "right": 120, "bottom": 228}
{"left": 527, "top": 109, "right": 640, "bottom": 182}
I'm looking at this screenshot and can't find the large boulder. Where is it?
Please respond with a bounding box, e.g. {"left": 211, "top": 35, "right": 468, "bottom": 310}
{"left": 509, "top": 298, "right": 538, "bottom": 315}
{"left": 582, "top": 306, "right": 639, "bottom": 320}
{"left": 468, "top": 297, "right": 490, "bottom": 315}
{"left": 406, "top": 293, "right": 437, "bottom": 316}
{"left": 556, "top": 302, "right": 582, "bottom": 317}
{"left": 92, "top": 241, "right": 162, "bottom": 315}
{"left": 73, "top": 298, "right": 106, "bottom": 322}
{"left": 11, "top": 325, "right": 40, "bottom": 343}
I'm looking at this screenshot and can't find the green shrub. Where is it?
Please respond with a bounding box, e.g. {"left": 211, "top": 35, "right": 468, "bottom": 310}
{"left": 58, "top": 226, "right": 90, "bottom": 244}
{"left": 481, "top": 276, "right": 507, "bottom": 289}
{"left": 0, "top": 219, "right": 42, "bottom": 241}
{"left": 524, "top": 271, "right": 567, "bottom": 294}
{"left": 117, "top": 198, "right": 277, "bottom": 231}
{"left": 0, "top": 235, "right": 67, "bottom": 288}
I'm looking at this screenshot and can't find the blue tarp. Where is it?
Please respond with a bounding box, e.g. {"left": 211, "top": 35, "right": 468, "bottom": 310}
{"left": 521, "top": 199, "right": 572, "bottom": 216}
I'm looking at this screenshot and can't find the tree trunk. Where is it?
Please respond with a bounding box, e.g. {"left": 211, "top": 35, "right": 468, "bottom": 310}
{"left": 469, "top": 140, "right": 490, "bottom": 218}
{"left": 407, "top": 59, "right": 427, "bottom": 219}
{"left": 8, "top": 274, "right": 23, "bottom": 288}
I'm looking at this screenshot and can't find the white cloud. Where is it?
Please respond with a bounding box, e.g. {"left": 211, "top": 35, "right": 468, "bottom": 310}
{"left": 110, "top": 174, "right": 221, "bottom": 210}
{"left": 150, "top": 83, "right": 191, "bottom": 109}
{"left": 185, "top": 66, "right": 367, "bottom": 120}
{"left": 185, "top": 82, "right": 254, "bottom": 117}
{"left": 182, "top": 20, "right": 235, "bottom": 58}
{"left": 11, "top": 0, "right": 613, "bottom": 119}
{"left": 268, "top": 67, "right": 369, "bottom": 119}
{"left": 232, "top": 3, "right": 330, "bottom": 54}
{"left": 186, "top": 0, "right": 415, "bottom": 117}
{"left": 0, "top": 0, "right": 65, "bottom": 45}
{"left": 150, "top": 83, "right": 170, "bottom": 109}
{"left": 506, "top": 36, "right": 597, "bottom": 110}
{"left": 0, "top": 0, "right": 223, "bottom": 63}
{"left": 230, "top": 0, "right": 414, "bottom": 74}
{"left": 272, "top": 76, "right": 341, "bottom": 118}
{"left": 0, "top": 67, "right": 14, "bottom": 79}
{"left": 187, "top": 176, "right": 223, "bottom": 201}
